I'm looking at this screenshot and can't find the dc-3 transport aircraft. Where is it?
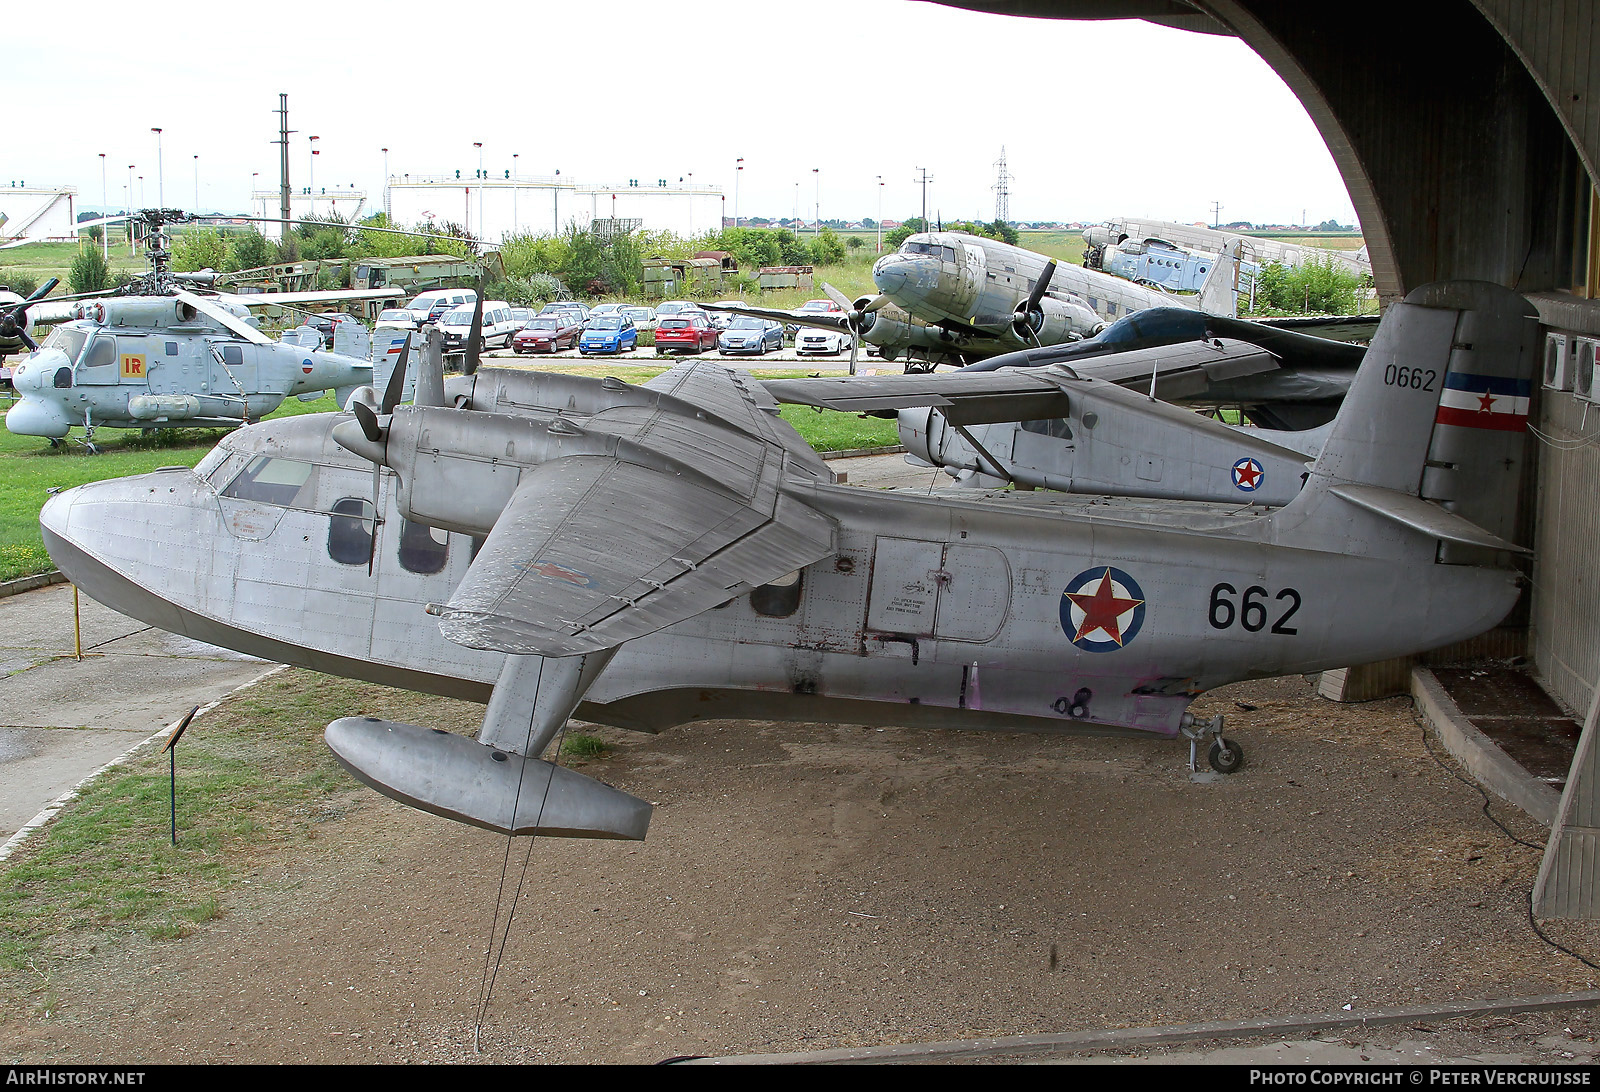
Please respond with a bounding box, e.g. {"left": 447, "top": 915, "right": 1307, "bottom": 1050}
{"left": 40, "top": 281, "right": 1535, "bottom": 842}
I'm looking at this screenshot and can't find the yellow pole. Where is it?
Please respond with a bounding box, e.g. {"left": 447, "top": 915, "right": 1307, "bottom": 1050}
{"left": 72, "top": 584, "right": 82, "bottom": 661}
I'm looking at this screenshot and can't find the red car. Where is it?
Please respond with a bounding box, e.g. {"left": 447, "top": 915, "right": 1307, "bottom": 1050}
{"left": 511, "top": 315, "right": 582, "bottom": 354}
{"left": 653, "top": 314, "right": 719, "bottom": 354}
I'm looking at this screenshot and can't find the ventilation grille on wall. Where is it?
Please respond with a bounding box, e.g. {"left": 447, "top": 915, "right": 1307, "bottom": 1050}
{"left": 1574, "top": 337, "right": 1600, "bottom": 402}
{"left": 1544, "top": 331, "right": 1572, "bottom": 391}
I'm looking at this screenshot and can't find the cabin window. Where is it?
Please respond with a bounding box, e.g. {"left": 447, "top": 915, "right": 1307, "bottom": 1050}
{"left": 1106, "top": 302, "right": 1119, "bottom": 317}
{"left": 939, "top": 246, "right": 958, "bottom": 263}
{"left": 82, "top": 335, "right": 116, "bottom": 369}
{"left": 221, "top": 455, "right": 316, "bottom": 507}
{"left": 398, "top": 519, "right": 448, "bottom": 574}
{"left": 1021, "top": 417, "right": 1073, "bottom": 440}
{"left": 165, "top": 341, "right": 179, "bottom": 356}
{"left": 220, "top": 345, "right": 243, "bottom": 366}
{"left": 327, "top": 497, "right": 376, "bottom": 566}
{"left": 751, "top": 570, "right": 803, "bottom": 618}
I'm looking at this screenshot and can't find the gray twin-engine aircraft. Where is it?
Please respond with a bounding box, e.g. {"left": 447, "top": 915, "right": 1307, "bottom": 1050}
{"left": 40, "top": 281, "right": 1536, "bottom": 842}
{"left": 706, "top": 230, "right": 1247, "bottom": 372}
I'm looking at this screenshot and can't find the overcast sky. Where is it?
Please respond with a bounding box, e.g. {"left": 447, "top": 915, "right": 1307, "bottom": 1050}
{"left": 7, "top": 0, "right": 1359, "bottom": 230}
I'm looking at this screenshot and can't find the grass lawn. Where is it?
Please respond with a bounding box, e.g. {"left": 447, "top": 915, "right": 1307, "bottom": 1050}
{"left": 0, "top": 361, "right": 896, "bottom": 582}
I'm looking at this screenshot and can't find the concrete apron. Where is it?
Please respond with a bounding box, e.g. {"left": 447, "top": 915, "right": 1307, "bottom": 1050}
{"left": 0, "top": 581, "right": 273, "bottom": 847}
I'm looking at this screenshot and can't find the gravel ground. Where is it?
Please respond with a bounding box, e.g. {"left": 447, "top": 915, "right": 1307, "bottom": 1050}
{"left": 4, "top": 673, "right": 1600, "bottom": 1064}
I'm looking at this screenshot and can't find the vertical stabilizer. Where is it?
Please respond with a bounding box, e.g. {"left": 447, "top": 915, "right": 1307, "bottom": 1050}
{"left": 1280, "top": 281, "right": 1537, "bottom": 557}
{"left": 1196, "top": 239, "right": 1242, "bottom": 317}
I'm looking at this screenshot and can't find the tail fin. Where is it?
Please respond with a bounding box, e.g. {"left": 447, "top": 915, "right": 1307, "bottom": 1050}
{"left": 1282, "top": 281, "right": 1538, "bottom": 558}
{"left": 1196, "top": 239, "right": 1242, "bottom": 316}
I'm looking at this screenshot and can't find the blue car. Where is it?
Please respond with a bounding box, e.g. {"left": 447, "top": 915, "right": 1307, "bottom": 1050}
{"left": 717, "top": 316, "right": 784, "bottom": 356}
{"left": 579, "top": 316, "right": 638, "bottom": 355}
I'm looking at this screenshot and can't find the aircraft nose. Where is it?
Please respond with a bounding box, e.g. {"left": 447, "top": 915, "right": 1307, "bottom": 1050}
{"left": 5, "top": 394, "right": 73, "bottom": 438}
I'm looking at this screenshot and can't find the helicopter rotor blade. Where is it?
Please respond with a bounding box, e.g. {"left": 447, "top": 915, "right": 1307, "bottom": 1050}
{"left": 380, "top": 331, "right": 413, "bottom": 414}
{"left": 463, "top": 294, "right": 485, "bottom": 376}
{"left": 172, "top": 290, "right": 275, "bottom": 346}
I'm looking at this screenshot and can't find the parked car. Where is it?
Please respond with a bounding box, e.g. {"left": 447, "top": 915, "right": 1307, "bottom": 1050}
{"left": 579, "top": 315, "right": 639, "bottom": 355}
{"left": 401, "top": 288, "right": 477, "bottom": 326}
{"left": 588, "top": 303, "right": 627, "bottom": 319}
{"left": 785, "top": 297, "right": 844, "bottom": 337}
{"left": 620, "top": 305, "right": 656, "bottom": 330}
{"left": 707, "top": 301, "right": 747, "bottom": 330}
{"left": 796, "top": 327, "right": 850, "bottom": 355}
{"left": 539, "top": 301, "right": 590, "bottom": 326}
{"left": 509, "top": 307, "right": 537, "bottom": 327}
{"left": 374, "top": 308, "right": 419, "bottom": 332}
{"left": 718, "top": 316, "right": 783, "bottom": 356}
{"left": 654, "top": 300, "right": 703, "bottom": 321}
{"left": 438, "top": 300, "right": 519, "bottom": 352}
{"left": 654, "top": 313, "right": 719, "bottom": 354}
{"left": 511, "top": 314, "right": 583, "bottom": 354}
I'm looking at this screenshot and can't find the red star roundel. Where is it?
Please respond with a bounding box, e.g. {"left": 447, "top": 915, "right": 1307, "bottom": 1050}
{"left": 1060, "top": 567, "right": 1147, "bottom": 652}
{"left": 1231, "top": 457, "right": 1264, "bottom": 492}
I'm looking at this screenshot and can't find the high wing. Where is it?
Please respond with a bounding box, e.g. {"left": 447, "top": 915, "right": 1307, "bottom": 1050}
{"left": 764, "top": 339, "right": 1299, "bottom": 418}
{"left": 437, "top": 456, "right": 836, "bottom": 656}
{"left": 356, "top": 363, "right": 838, "bottom": 658}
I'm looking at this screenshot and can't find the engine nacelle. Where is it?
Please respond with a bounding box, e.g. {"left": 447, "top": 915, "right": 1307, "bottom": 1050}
{"left": 1011, "top": 295, "right": 1103, "bottom": 347}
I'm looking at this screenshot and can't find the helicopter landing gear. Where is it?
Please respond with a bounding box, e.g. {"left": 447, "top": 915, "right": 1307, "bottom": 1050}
{"left": 1182, "top": 713, "right": 1244, "bottom": 774}
{"left": 75, "top": 409, "right": 102, "bottom": 455}
{"left": 48, "top": 437, "right": 64, "bottom": 449}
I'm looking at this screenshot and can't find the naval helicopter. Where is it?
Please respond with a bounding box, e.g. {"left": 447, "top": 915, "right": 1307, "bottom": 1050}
{"left": 4, "top": 210, "right": 401, "bottom": 452}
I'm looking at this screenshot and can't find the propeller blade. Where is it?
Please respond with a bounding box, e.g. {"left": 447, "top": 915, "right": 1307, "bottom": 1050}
{"left": 1025, "top": 260, "right": 1057, "bottom": 314}
{"left": 352, "top": 399, "right": 383, "bottom": 444}
{"left": 863, "top": 295, "right": 892, "bottom": 313}
{"left": 366, "top": 461, "right": 381, "bottom": 576}
{"left": 820, "top": 281, "right": 854, "bottom": 314}
{"left": 463, "top": 293, "right": 485, "bottom": 376}
{"left": 17, "top": 330, "right": 37, "bottom": 352}
{"left": 380, "top": 331, "right": 413, "bottom": 414}
{"left": 848, "top": 331, "right": 859, "bottom": 376}
{"left": 415, "top": 326, "right": 447, "bottom": 408}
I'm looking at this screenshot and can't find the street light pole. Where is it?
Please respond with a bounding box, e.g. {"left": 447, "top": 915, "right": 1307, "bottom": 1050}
{"left": 126, "top": 165, "right": 135, "bottom": 253}
{"left": 876, "top": 175, "right": 884, "bottom": 253}
{"left": 308, "top": 135, "right": 319, "bottom": 215}
{"left": 98, "top": 153, "right": 107, "bottom": 260}
{"left": 812, "top": 168, "right": 820, "bottom": 237}
{"left": 381, "top": 147, "right": 390, "bottom": 220}
{"left": 474, "top": 142, "right": 484, "bottom": 238}
{"left": 735, "top": 157, "right": 743, "bottom": 229}
{"left": 192, "top": 154, "right": 199, "bottom": 211}
{"left": 151, "top": 128, "right": 163, "bottom": 208}
{"left": 511, "top": 153, "right": 518, "bottom": 232}
{"left": 251, "top": 173, "right": 259, "bottom": 221}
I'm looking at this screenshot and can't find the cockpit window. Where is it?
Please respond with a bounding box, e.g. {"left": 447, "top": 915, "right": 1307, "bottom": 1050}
{"left": 221, "top": 455, "right": 316, "bottom": 507}
{"left": 192, "top": 445, "right": 233, "bottom": 481}
{"left": 42, "top": 325, "right": 88, "bottom": 361}
{"left": 902, "top": 241, "right": 934, "bottom": 256}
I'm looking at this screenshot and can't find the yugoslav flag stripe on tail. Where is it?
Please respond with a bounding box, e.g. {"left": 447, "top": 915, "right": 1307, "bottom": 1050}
{"left": 1435, "top": 371, "right": 1530, "bottom": 431}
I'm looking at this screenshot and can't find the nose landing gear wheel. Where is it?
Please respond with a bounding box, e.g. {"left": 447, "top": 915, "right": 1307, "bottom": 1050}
{"left": 1208, "top": 738, "right": 1244, "bottom": 774}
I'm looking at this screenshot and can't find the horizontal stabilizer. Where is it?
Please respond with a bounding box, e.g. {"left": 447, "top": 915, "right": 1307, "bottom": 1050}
{"left": 766, "top": 370, "right": 1070, "bottom": 423}
{"left": 1329, "top": 484, "right": 1528, "bottom": 553}
{"left": 326, "top": 717, "right": 652, "bottom": 839}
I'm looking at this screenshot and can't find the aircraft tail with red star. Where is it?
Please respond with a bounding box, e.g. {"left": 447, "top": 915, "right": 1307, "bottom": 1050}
{"left": 1282, "top": 280, "right": 1538, "bottom": 561}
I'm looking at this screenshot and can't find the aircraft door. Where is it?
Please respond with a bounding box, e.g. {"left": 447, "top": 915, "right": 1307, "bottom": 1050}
{"left": 74, "top": 333, "right": 120, "bottom": 386}
{"left": 865, "top": 537, "right": 1011, "bottom": 643}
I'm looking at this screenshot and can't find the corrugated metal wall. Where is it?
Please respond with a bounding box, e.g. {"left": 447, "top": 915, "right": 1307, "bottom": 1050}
{"left": 1530, "top": 380, "right": 1600, "bottom": 715}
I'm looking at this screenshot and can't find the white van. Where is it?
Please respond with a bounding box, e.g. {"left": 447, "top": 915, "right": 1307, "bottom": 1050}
{"left": 401, "top": 288, "right": 477, "bottom": 326}
{"left": 438, "top": 300, "right": 519, "bottom": 352}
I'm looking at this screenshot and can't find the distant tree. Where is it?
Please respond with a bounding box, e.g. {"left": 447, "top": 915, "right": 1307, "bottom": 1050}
{"left": 300, "top": 227, "right": 347, "bottom": 261}
{"left": 776, "top": 230, "right": 812, "bottom": 266}
{"left": 883, "top": 217, "right": 928, "bottom": 250}
{"left": 986, "top": 219, "right": 1019, "bottom": 245}
{"left": 1247, "top": 255, "right": 1363, "bottom": 315}
{"left": 1, "top": 272, "right": 40, "bottom": 296}
{"left": 810, "top": 227, "right": 846, "bottom": 266}
{"left": 170, "top": 227, "right": 228, "bottom": 273}
{"left": 68, "top": 246, "right": 110, "bottom": 294}
{"left": 846, "top": 235, "right": 865, "bottom": 250}
{"left": 225, "top": 229, "right": 276, "bottom": 272}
